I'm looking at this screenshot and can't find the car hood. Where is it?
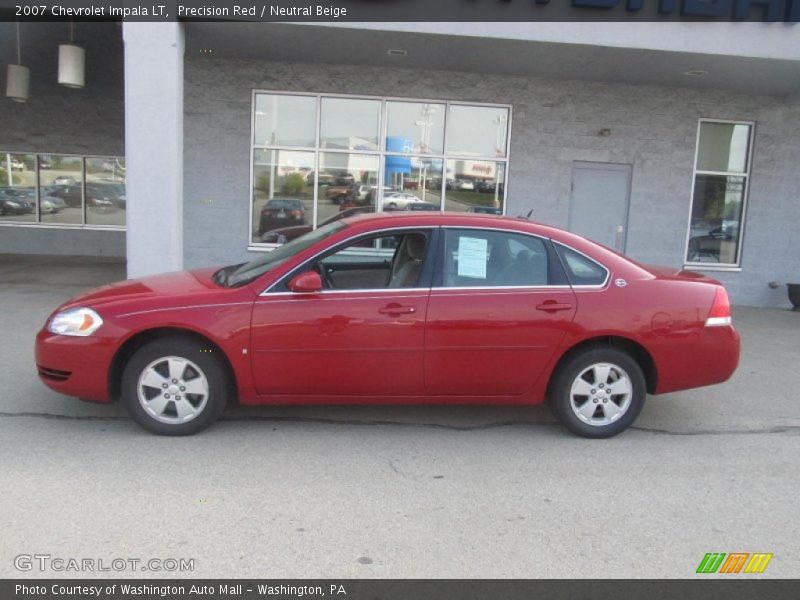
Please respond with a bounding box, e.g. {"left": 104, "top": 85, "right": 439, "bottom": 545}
{"left": 58, "top": 268, "right": 232, "bottom": 312}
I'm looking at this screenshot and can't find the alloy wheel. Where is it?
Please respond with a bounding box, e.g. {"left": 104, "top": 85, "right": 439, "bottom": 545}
{"left": 569, "top": 362, "right": 633, "bottom": 426}
{"left": 137, "top": 356, "right": 209, "bottom": 424}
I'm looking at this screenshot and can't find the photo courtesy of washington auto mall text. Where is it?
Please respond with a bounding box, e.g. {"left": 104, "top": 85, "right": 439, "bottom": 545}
{"left": 14, "top": 583, "right": 347, "bottom": 598}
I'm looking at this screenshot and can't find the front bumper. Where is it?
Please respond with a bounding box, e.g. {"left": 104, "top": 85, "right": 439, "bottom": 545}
{"left": 35, "top": 328, "right": 116, "bottom": 402}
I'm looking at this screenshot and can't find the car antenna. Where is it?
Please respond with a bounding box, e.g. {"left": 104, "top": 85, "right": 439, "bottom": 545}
{"left": 517, "top": 209, "right": 533, "bottom": 220}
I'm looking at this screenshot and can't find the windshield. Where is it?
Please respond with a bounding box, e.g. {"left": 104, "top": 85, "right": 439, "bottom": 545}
{"left": 223, "top": 221, "right": 347, "bottom": 288}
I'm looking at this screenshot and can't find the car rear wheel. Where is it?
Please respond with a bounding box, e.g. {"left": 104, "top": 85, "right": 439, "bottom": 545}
{"left": 121, "top": 337, "right": 227, "bottom": 435}
{"left": 550, "top": 347, "right": 646, "bottom": 438}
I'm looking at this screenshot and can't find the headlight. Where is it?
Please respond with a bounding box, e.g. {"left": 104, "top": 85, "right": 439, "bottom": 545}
{"left": 48, "top": 307, "right": 104, "bottom": 336}
{"left": 6, "top": 200, "right": 22, "bottom": 207}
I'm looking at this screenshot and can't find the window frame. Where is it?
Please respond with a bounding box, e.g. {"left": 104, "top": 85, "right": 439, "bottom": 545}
{"left": 0, "top": 151, "right": 126, "bottom": 231}
{"left": 683, "top": 118, "right": 755, "bottom": 271}
{"left": 249, "top": 90, "right": 513, "bottom": 251}
{"left": 263, "top": 226, "right": 439, "bottom": 295}
{"left": 552, "top": 241, "right": 611, "bottom": 289}
{"left": 432, "top": 226, "right": 572, "bottom": 290}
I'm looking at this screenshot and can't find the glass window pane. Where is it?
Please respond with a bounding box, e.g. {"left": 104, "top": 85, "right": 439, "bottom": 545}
{"left": 315, "top": 152, "right": 379, "bottom": 228}
{"left": 254, "top": 94, "right": 316, "bottom": 148}
{"left": 39, "top": 155, "right": 83, "bottom": 225}
{"left": 316, "top": 231, "right": 429, "bottom": 290}
{"left": 555, "top": 244, "right": 608, "bottom": 286}
{"left": 85, "top": 157, "right": 126, "bottom": 227}
{"left": 696, "top": 122, "right": 751, "bottom": 173}
{"left": 447, "top": 105, "right": 509, "bottom": 158}
{"left": 320, "top": 98, "right": 380, "bottom": 151}
{"left": 686, "top": 174, "right": 745, "bottom": 265}
{"left": 440, "top": 229, "right": 550, "bottom": 287}
{"left": 0, "top": 152, "right": 36, "bottom": 223}
{"left": 252, "top": 149, "right": 315, "bottom": 244}
{"left": 444, "top": 160, "right": 504, "bottom": 214}
{"left": 382, "top": 157, "right": 443, "bottom": 212}
{"left": 386, "top": 101, "right": 445, "bottom": 155}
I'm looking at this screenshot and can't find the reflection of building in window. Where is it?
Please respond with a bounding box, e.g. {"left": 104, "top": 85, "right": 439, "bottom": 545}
{"left": 250, "top": 91, "right": 512, "bottom": 244}
{"left": 0, "top": 152, "right": 125, "bottom": 229}
{"left": 685, "top": 120, "right": 752, "bottom": 267}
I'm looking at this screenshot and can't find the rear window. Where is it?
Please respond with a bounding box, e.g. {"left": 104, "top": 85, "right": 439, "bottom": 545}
{"left": 554, "top": 243, "right": 608, "bottom": 286}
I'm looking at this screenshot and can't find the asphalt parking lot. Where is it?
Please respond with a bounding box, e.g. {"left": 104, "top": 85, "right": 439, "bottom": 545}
{"left": 0, "top": 254, "right": 797, "bottom": 579}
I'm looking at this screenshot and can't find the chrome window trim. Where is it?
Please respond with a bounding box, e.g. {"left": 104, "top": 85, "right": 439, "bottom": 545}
{"left": 263, "top": 290, "right": 430, "bottom": 299}
{"left": 249, "top": 90, "right": 513, "bottom": 248}
{"left": 682, "top": 118, "right": 755, "bottom": 270}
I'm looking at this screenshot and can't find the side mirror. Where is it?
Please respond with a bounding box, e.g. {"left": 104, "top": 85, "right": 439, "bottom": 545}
{"left": 287, "top": 270, "right": 323, "bottom": 294}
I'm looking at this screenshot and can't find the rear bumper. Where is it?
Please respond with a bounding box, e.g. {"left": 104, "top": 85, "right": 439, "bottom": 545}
{"left": 35, "top": 328, "right": 115, "bottom": 402}
{"left": 655, "top": 324, "right": 740, "bottom": 394}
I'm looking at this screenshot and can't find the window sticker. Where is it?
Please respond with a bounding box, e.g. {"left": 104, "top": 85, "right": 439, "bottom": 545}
{"left": 457, "top": 236, "right": 488, "bottom": 279}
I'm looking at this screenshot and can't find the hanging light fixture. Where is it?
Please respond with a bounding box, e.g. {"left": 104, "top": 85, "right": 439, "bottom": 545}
{"left": 6, "top": 22, "right": 29, "bottom": 103}
{"left": 58, "top": 21, "right": 85, "bottom": 89}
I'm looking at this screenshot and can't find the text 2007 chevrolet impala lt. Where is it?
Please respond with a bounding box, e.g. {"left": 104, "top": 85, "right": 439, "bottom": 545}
{"left": 35, "top": 213, "right": 740, "bottom": 437}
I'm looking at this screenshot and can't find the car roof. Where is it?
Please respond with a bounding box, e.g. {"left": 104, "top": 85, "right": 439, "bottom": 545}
{"left": 341, "top": 211, "right": 550, "bottom": 233}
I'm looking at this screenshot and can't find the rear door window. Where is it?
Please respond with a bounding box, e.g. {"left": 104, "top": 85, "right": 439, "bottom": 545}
{"left": 438, "top": 229, "right": 552, "bottom": 287}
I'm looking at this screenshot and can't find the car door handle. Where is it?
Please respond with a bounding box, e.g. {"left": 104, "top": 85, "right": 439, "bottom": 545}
{"left": 379, "top": 304, "right": 417, "bottom": 316}
{"left": 536, "top": 301, "right": 573, "bottom": 313}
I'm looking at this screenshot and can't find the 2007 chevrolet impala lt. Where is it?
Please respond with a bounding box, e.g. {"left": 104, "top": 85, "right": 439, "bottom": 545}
{"left": 35, "top": 213, "right": 740, "bottom": 437}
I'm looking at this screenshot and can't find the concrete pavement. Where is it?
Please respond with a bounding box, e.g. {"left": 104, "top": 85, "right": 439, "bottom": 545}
{"left": 0, "top": 254, "right": 797, "bottom": 578}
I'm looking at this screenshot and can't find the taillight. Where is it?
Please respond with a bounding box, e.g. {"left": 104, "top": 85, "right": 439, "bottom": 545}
{"left": 290, "top": 209, "right": 302, "bottom": 218}
{"left": 705, "top": 287, "right": 732, "bottom": 327}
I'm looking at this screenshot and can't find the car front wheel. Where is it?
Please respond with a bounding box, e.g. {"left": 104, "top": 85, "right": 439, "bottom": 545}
{"left": 121, "top": 337, "right": 228, "bottom": 435}
{"left": 550, "top": 347, "right": 646, "bottom": 438}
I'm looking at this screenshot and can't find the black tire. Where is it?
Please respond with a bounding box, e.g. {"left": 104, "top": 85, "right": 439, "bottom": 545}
{"left": 549, "top": 347, "right": 646, "bottom": 438}
{"left": 121, "top": 337, "right": 228, "bottom": 435}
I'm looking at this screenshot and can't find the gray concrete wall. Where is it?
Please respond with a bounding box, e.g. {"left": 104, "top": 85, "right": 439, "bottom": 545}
{"left": 183, "top": 58, "right": 800, "bottom": 307}
{"left": 0, "top": 22, "right": 125, "bottom": 259}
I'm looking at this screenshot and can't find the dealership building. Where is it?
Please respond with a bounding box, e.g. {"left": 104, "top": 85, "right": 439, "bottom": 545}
{"left": 1, "top": 20, "right": 799, "bottom": 306}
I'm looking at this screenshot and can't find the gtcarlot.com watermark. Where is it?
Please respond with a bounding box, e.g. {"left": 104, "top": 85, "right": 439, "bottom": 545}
{"left": 14, "top": 553, "right": 195, "bottom": 573}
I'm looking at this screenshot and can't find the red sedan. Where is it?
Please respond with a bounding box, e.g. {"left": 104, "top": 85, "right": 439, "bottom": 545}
{"left": 35, "top": 213, "right": 739, "bottom": 438}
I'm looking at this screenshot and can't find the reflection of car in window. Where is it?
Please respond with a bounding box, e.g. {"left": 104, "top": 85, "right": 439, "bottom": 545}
{"left": 0, "top": 188, "right": 35, "bottom": 214}
{"left": 259, "top": 206, "right": 373, "bottom": 244}
{"left": 54, "top": 175, "right": 77, "bottom": 186}
{"left": 87, "top": 183, "right": 126, "bottom": 211}
{"left": 258, "top": 198, "right": 307, "bottom": 235}
{"left": 467, "top": 206, "right": 502, "bottom": 215}
{"left": 405, "top": 202, "right": 439, "bottom": 211}
{"left": 687, "top": 221, "right": 738, "bottom": 263}
{"left": 48, "top": 185, "right": 83, "bottom": 207}
{"left": 383, "top": 192, "right": 422, "bottom": 210}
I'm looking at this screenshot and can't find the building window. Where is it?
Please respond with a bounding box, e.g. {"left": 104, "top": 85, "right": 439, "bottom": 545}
{"left": 685, "top": 120, "right": 753, "bottom": 267}
{"left": 0, "top": 152, "right": 126, "bottom": 229}
{"left": 250, "top": 91, "right": 512, "bottom": 246}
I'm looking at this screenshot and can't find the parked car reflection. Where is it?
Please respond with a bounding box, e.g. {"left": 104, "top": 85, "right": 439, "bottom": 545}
{"left": 468, "top": 206, "right": 502, "bottom": 215}
{"left": 258, "top": 198, "right": 307, "bottom": 235}
{"left": 260, "top": 206, "right": 372, "bottom": 244}
{"left": 687, "top": 222, "right": 737, "bottom": 263}
{"left": 0, "top": 188, "right": 35, "bottom": 215}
